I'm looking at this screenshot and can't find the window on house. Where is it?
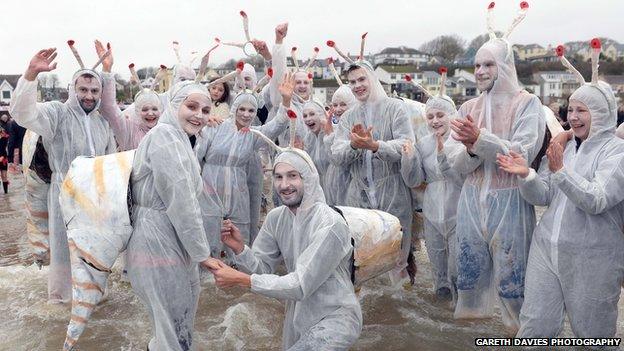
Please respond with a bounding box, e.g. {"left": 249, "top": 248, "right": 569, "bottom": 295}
{"left": 2, "top": 91, "right": 10, "bottom": 99}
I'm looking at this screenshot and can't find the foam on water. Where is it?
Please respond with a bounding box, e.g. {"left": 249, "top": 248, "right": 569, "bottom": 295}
{"left": 2, "top": 246, "right": 624, "bottom": 350}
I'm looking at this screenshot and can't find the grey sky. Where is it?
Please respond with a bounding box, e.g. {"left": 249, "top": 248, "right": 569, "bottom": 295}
{"left": 2, "top": 0, "right": 622, "bottom": 84}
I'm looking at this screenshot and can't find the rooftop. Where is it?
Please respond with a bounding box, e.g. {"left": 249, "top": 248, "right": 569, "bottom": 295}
{"left": 422, "top": 71, "right": 441, "bottom": 79}
{"left": 603, "top": 75, "right": 624, "bottom": 85}
{"left": 377, "top": 65, "right": 421, "bottom": 74}
{"left": 519, "top": 78, "right": 538, "bottom": 85}
{"left": 514, "top": 43, "right": 544, "bottom": 50}
{"left": 0, "top": 75, "right": 21, "bottom": 88}
{"left": 448, "top": 76, "right": 476, "bottom": 87}
{"left": 377, "top": 46, "right": 429, "bottom": 56}
{"left": 312, "top": 79, "right": 340, "bottom": 88}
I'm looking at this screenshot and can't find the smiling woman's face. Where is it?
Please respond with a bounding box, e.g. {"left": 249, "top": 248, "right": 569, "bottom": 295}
{"left": 139, "top": 103, "right": 161, "bottom": 129}
{"left": 425, "top": 108, "right": 450, "bottom": 136}
{"left": 567, "top": 99, "right": 591, "bottom": 140}
{"left": 303, "top": 107, "right": 322, "bottom": 134}
{"left": 235, "top": 102, "right": 257, "bottom": 129}
{"left": 177, "top": 93, "right": 211, "bottom": 135}
{"left": 209, "top": 83, "right": 225, "bottom": 101}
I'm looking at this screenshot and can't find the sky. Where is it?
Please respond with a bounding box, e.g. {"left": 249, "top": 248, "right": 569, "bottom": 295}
{"left": 1, "top": 0, "right": 622, "bottom": 84}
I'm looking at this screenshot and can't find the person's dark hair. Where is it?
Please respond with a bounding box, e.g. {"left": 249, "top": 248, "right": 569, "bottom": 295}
{"left": 78, "top": 72, "right": 96, "bottom": 81}
{"left": 209, "top": 78, "right": 230, "bottom": 106}
{"left": 531, "top": 128, "right": 552, "bottom": 171}
{"left": 559, "top": 104, "right": 570, "bottom": 130}
{"left": 346, "top": 64, "right": 363, "bottom": 75}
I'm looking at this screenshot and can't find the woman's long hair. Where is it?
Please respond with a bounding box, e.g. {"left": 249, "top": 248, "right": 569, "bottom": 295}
{"left": 209, "top": 78, "right": 230, "bottom": 106}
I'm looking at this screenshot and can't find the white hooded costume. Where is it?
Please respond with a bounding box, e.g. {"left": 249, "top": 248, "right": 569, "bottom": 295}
{"left": 444, "top": 3, "right": 545, "bottom": 332}
{"left": 517, "top": 41, "right": 624, "bottom": 340}
{"left": 10, "top": 68, "right": 117, "bottom": 303}
{"left": 126, "top": 81, "right": 212, "bottom": 351}
{"left": 233, "top": 148, "right": 362, "bottom": 350}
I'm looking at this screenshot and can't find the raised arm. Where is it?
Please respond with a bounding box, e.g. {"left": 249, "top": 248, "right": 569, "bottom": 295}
{"left": 255, "top": 103, "right": 289, "bottom": 142}
{"left": 254, "top": 73, "right": 293, "bottom": 141}
{"left": 99, "top": 73, "right": 132, "bottom": 145}
{"left": 9, "top": 48, "right": 61, "bottom": 139}
{"left": 267, "top": 23, "right": 288, "bottom": 109}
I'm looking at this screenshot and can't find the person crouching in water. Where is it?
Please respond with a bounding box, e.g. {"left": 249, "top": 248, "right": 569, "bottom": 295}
{"left": 206, "top": 147, "right": 362, "bottom": 350}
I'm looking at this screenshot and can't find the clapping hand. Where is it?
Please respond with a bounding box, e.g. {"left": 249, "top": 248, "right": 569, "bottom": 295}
{"left": 451, "top": 115, "right": 480, "bottom": 146}
{"left": 350, "top": 124, "right": 378, "bottom": 151}
{"left": 496, "top": 151, "right": 530, "bottom": 178}
{"left": 546, "top": 142, "right": 564, "bottom": 173}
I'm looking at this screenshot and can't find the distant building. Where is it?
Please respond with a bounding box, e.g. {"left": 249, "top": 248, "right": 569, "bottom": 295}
{"left": 513, "top": 44, "right": 547, "bottom": 61}
{"left": 565, "top": 38, "right": 623, "bottom": 62}
{"left": 0, "top": 75, "right": 21, "bottom": 105}
{"left": 526, "top": 53, "right": 559, "bottom": 63}
{"left": 602, "top": 75, "right": 624, "bottom": 96}
{"left": 312, "top": 79, "right": 339, "bottom": 105}
{"left": 603, "top": 43, "right": 624, "bottom": 61}
{"left": 533, "top": 71, "right": 582, "bottom": 104}
{"left": 453, "top": 69, "right": 476, "bottom": 84}
{"left": 382, "top": 66, "right": 479, "bottom": 102}
{"left": 519, "top": 78, "right": 541, "bottom": 97}
{"left": 373, "top": 46, "right": 431, "bottom": 66}
{"left": 294, "top": 58, "right": 343, "bottom": 80}
{"left": 374, "top": 65, "right": 421, "bottom": 85}
{"left": 448, "top": 76, "right": 478, "bottom": 98}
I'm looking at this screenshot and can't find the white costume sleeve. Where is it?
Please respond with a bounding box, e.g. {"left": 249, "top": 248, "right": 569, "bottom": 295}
{"left": 249, "top": 225, "right": 350, "bottom": 301}
{"left": 374, "top": 103, "right": 414, "bottom": 162}
{"left": 400, "top": 145, "right": 425, "bottom": 188}
{"left": 235, "top": 211, "right": 283, "bottom": 275}
{"left": 517, "top": 158, "right": 553, "bottom": 207}
{"left": 9, "top": 77, "right": 60, "bottom": 139}
{"left": 268, "top": 44, "right": 286, "bottom": 109}
{"left": 471, "top": 96, "right": 545, "bottom": 162}
{"left": 551, "top": 151, "right": 624, "bottom": 215}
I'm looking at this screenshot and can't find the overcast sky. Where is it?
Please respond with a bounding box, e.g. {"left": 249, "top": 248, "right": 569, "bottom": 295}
{"left": 2, "top": 0, "right": 622, "bottom": 84}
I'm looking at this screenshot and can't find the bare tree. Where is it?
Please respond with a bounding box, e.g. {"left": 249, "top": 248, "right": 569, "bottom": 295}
{"left": 465, "top": 32, "right": 504, "bottom": 56}
{"left": 419, "top": 34, "right": 466, "bottom": 63}
{"left": 221, "top": 58, "right": 239, "bottom": 70}
{"left": 37, "top": 73, "right": 59, "bottom": 88}
{"left": 243, "top": 55, "right": 265, "bottom": 69}
{"left": 136, "top": 67, "right": 161, "bottom": 80}
{"left": 48, "top": 74, "right": 60, "bottom": 89}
